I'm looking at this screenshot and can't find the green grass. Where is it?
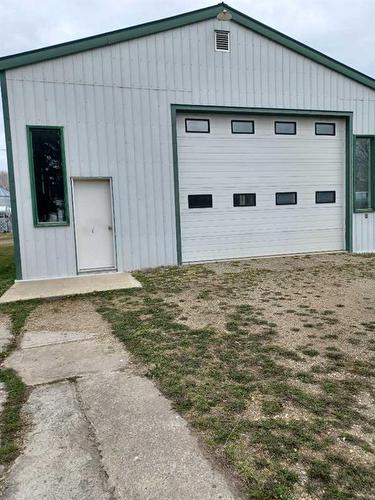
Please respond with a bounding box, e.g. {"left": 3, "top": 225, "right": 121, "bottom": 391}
{"left": 0, "top": 369, "right": 28, "bottom": 464}
{"left": 0, "top": 238, "right": 16, "bottom": 296}
{"left": 0, "top": 238, "right": 38, "bottom": 466}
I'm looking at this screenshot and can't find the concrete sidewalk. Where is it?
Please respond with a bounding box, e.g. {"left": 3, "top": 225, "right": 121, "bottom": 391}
{"left": 3, "top": 300, "right": 238, "bottom": 500}
{"left": 0, "top": 272, "right": 142, "bottom": 303}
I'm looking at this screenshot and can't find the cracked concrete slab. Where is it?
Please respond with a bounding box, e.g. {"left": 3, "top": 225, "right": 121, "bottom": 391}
{"left": 3, "top": 381, "right": 113, "bottom": 500}
{"left": 0, "top": 315, "right": 12, "bottom": 352}
{"left": 2, "top": 299, "right": 239, "bottom": 499}
{"left": 4, "top": 339, "right": 128, "bottom": 385}
{"left": 21, "top": 330, "right": 99, "bottom": 349}
{"left": 0, "top": 272, "right": 141, "bottom": 303}
{"left": 77, "top": 372, "right": 237, "bottom": 500}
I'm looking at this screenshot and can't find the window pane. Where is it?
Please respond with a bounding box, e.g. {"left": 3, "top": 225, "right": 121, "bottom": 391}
{"left": 275, "top": 122, "right": 296, "bottom": 135}
{"left": 354, "top": 138, "right": 371, "bottom": 210}
{"left": 316, "top": 191, "right": 336, "bottom": 204}
{"left": 233, "top": 193, "right": 256, "bottom": 206}
{"left": 231, "top": 121, "right": 254, "bottom": 134}
{"left": 276, "top": 192, "right": 297, "bottom": 205}
{"left": 185, "top": 119, "right": 210, "bottom": 133}
{"left": 30, "top": 128, "right": 67, "bottom": 223}
{"left": 315, "top": 123, "right": 335, "bottom": 135}
{"left": 188, "top": 194, "right": 213, "bottom": 208}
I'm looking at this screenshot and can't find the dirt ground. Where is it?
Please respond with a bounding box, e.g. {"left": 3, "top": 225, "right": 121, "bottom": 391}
{"left": 96, "top": 252, "right": 375, "bottom": 499}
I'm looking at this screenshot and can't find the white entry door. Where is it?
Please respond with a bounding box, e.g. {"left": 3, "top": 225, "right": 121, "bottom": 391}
{"left": 73, "top": 179, "right": 116, "bottom": 272}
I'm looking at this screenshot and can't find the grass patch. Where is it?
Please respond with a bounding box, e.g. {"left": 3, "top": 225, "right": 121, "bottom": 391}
{"left": 0, "top": 238, "right": 38, "bottom": 467}
{"left": 0, "top": 238, "right": 15, "bottom": 296}
{"left": 0, "top": 369, "right": 28, "bottom": 464}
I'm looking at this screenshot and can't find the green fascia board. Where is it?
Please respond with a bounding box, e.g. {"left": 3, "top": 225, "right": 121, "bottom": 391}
{"left": 0, "top": 3, "right": 374, "bottom": 91}
{"left": 0, "top": 4, "right": 223, "bottom": 70}
{"left": 0, "top": 71, "right": 22, "bottom": 279}
{"left": 226, "top": 3, "right": 375, "bottom": 91}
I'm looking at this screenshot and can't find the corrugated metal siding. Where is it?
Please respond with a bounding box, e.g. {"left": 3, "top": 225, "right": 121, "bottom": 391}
{"left": 5, "top": 18, "right": 375, "bottom": 278}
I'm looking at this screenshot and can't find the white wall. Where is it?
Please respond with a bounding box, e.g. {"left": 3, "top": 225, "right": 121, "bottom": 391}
{"left": 5, "top": 17, "right": 375, "bottom": 279}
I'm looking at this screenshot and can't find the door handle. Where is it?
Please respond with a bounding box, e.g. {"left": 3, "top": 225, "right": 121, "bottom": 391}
{"left": 108, "top": 225, "right": 113, "bottom": 231}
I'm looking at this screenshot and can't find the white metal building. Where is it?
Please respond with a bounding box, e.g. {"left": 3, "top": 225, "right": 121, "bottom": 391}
{"left": 1, "top": 3, "right": 375, "bottom": 281}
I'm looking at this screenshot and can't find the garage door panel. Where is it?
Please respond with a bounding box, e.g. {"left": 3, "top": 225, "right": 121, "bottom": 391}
{"left": 177, "top": 113, "right": 345, "bottom": 262}
{"left": 183, "top": 231, "right": 344, "bottom": 262}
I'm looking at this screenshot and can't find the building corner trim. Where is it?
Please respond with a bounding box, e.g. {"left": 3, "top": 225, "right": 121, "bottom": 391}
{"left": 345, "top": 117, "right": 353, "bottom": 252}
{"left": 0, "top": 71, "right": 22, "bottom": 279}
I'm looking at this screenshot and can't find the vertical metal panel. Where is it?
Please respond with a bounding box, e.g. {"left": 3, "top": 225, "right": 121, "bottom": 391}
{"left": 5, "top": 18, "right": 375, "bottom": 279}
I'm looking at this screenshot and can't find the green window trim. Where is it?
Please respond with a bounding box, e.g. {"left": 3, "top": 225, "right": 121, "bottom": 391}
{"left": 353, "top": 135, "right": 375, "bottom": 214}
{"left": 26, "top": 125, "right": 70, "bottom": 227}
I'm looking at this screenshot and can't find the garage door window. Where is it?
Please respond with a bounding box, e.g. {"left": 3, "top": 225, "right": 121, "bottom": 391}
{"left": 315, "top": 123, "right": 336, "bottom": 136}
{"left": 231, "top": 121, "right": 254, "bottom": 134}
{"left": 188, "top": 194, "right": 213, "bottom": 208}
{"left": 316, "top": 191, "right": 336, "bottom": 204}
{"left": 185, "top": 119, "right": 210, "bottom": 133}
{"left": 275, "top": 121, "right": 296, "bottom": 135}
{"left": 354, "top": 136, "right": 374, "bottom": 211}
{"left": 276, "top": 192, "right": 297, "bottom": 205}
{"left": 233, "top": 193, "right": 256, "bottom": 206}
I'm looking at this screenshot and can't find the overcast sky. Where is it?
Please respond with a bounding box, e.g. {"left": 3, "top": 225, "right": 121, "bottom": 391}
{"left": 1, "top": 0, "right": 375, "bottom": 171}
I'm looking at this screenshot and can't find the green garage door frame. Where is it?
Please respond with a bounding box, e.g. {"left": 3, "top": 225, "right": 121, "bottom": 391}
{"left": 171, "top": 104, "right": 353, "bottom": 265}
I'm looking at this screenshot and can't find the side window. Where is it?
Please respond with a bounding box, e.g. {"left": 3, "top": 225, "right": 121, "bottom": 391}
{"left": 354, "top": 136, "right": 374, "bottom": 211}
{"left": 27, "top": 126, "right": 69, "bottom": 226}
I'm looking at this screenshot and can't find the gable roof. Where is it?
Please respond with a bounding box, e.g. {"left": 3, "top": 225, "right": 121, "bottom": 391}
{"left": 1, "top": 2, "right": 375, "bottom": 91}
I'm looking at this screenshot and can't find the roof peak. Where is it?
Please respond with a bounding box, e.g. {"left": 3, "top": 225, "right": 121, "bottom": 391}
{"left": 0, "top": 3, "right": 374, "bottom": 91}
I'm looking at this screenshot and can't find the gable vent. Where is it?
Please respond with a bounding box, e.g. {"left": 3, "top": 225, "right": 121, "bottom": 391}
{"left": 215, "top": 30, "right": 230, "bottom": 52}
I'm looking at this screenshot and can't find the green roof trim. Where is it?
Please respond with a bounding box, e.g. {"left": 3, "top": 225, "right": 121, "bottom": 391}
{"left": 0, "top": 3, "right": 375, "bottom": 91}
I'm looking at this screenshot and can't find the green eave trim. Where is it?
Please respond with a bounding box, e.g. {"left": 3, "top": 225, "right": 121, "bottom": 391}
{"left": 0, "top": 71, "right": 22, "bottom": 279}
{"left": 0, "top": 4, "right": 223, "bottom": 70}
{"left": 0, "top": 3, "right": 374, "bottom": 92}
{"left": 227, "top": 4, "right": 375, "bottom": 91}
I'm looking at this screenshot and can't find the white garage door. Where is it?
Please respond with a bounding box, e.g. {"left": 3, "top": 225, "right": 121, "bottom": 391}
{"left": 177, "top": 114, "right": 345, "bottom": 262}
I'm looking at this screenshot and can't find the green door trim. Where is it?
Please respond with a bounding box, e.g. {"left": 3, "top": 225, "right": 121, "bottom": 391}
{"left": 171, "top": 104, "right": 353, "bottom": 264}
{"left": 0, "top": 71, "right": 22, "bottom": 279}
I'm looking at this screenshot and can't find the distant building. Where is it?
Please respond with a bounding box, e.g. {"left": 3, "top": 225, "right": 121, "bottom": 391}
{"left": 0, "top": 186, "right": 11, "bottom": 209}
{"left": 0, "top": 186, "right": 11, "bottom": 232}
